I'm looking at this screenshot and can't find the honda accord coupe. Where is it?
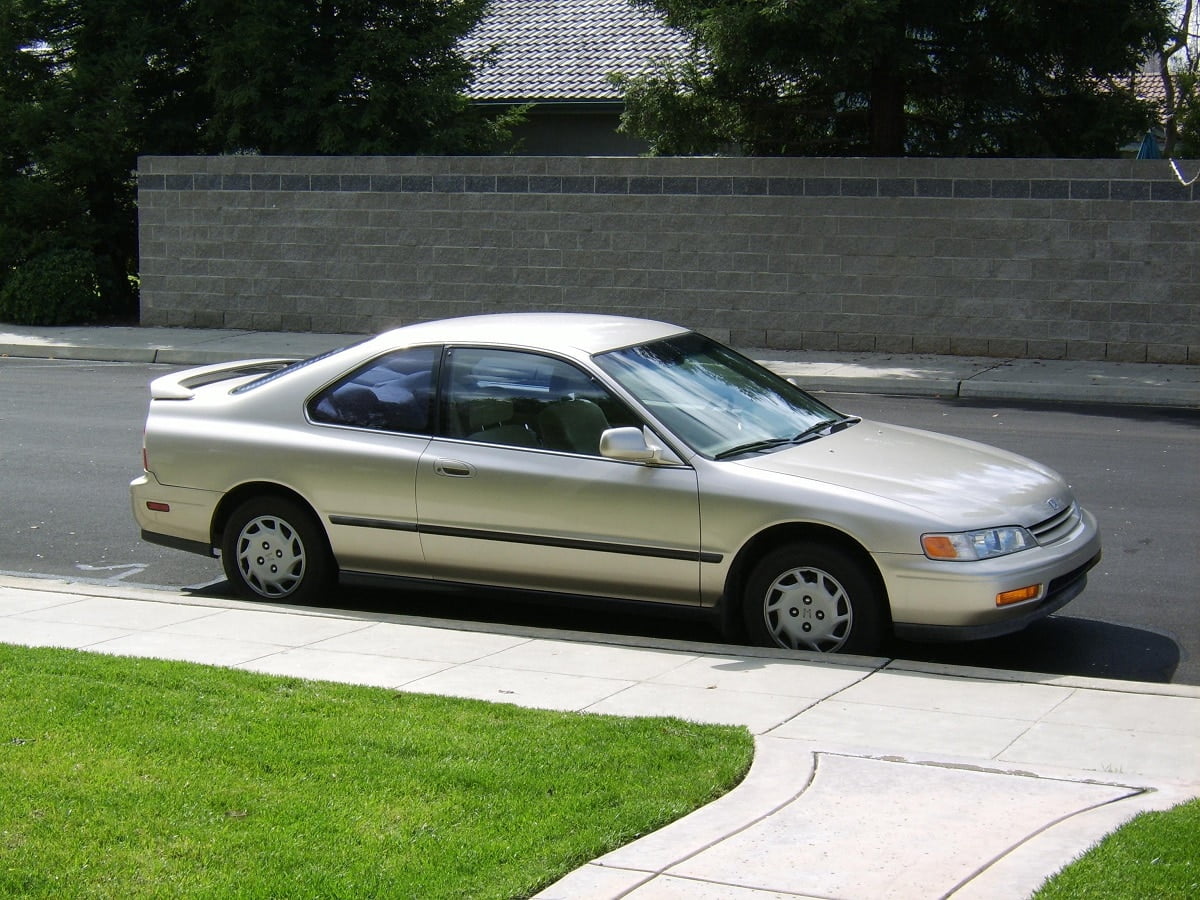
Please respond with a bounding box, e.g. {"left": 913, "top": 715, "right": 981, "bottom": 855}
{"left": 131, "top": 313, "right": 1101, "bottom": 654}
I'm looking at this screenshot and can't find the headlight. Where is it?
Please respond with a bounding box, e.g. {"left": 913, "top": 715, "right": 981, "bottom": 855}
{"left": 921, "top": 527, "right": 1035, "bottom": 561}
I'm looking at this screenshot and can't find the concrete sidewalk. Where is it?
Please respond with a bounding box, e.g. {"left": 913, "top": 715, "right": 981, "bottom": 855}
{"left": 3, "top": 574, "right": 1198, "bottom": 898}
{"left": 1, "top": 322, "right": 1198, "bottom": 407}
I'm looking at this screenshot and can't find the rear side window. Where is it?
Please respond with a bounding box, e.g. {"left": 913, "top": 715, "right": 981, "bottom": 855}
{"left": 308, "top": 346, "right": 439, "bottom": 434}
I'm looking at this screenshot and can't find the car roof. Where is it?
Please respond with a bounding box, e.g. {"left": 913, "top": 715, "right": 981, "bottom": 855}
{"left": 372, "top": 313, "right": 689, "bottom": 357}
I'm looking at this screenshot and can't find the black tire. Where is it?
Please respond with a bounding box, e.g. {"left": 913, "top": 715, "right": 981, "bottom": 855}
{"left": 221, "top": 496, "right": 335, "bottom": 603}
{"left": 742, "top": 541, "right": 887, "bottom": 654}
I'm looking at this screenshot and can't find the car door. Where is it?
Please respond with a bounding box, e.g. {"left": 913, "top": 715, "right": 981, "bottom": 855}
{"left": 415, "top": 347, "right": 703, "bottom": 605}
{"left": 303, "top": 345, "right": 439, "bottom": 576}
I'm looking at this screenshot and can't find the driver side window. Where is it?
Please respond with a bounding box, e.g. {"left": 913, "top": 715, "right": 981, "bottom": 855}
{"left": 441, "top": 348, "right": 639, "bottom": 455}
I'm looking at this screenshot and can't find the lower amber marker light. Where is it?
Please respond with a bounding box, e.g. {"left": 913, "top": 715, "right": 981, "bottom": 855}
{"left": 996, "top": 585, "right": 1041, "bottom": 606}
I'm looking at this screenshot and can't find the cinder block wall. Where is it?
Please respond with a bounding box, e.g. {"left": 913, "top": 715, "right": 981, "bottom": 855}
{"left": 138, "top": 156, "right": 1200, "bottom": 363}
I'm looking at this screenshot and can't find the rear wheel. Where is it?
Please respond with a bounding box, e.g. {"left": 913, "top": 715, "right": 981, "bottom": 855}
{"left": 221, "top": 496, "right": 334, "bottom": 603}
{"left": 743, "top": 541, "right": 887, "bottom": 654}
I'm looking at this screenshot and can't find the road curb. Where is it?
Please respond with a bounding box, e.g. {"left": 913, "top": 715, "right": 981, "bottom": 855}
{"left": 4, "top": 573, "right": 1195, "bottom": 701}
{"left": 0, "top": 343, "right": 159, "bottom": 364}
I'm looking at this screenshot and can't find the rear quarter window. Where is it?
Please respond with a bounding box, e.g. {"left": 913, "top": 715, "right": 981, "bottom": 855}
{"left": 308, "top": 346, "right": 438, "bottom": 434}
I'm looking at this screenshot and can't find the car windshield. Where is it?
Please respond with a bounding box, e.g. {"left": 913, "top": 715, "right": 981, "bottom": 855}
{"left": 595, "top": 332, "right": 852, "bottom": 459}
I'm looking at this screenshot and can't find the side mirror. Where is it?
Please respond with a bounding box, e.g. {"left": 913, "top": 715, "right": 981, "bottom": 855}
{"left": 599, "top": 427, "right": 655, "bottom": 461}
{"left": 599, "top": 427, "right": 683, "bottom": 466}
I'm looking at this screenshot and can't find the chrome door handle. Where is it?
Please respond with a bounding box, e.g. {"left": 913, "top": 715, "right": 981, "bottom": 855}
{"left": 434, "top": 459, "right": 475, "bottom": 478}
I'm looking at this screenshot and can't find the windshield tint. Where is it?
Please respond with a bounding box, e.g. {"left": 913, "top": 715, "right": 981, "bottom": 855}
{"left": 595, "top": 332, "right": 845, "bottom": 458}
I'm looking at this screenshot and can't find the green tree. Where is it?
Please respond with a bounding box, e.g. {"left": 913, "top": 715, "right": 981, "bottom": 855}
{"left": 1176, "top": 67, "right": 1199, "bottom": 154}
{"left": 0, "top": 0, "right": 85, "bottom": 320}
{"left": 194, "top": 0, "right": 509, "bottom": 154}
{"left": 7, "top": 0, "right": 202, "bottom": 322}
{"left": 0, "top": 0, "right": 512, "bottom": 325}
{"left": 1160, "top": 0, "right": 1198, "bottom": 155}
{"left": 618, "top": 0, "right": 1172, "bottom": 157}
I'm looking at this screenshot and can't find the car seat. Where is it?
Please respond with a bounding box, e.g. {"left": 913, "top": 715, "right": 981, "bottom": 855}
{"left": 467, "top": 398, "right": 539, "bottom": 447}
{"left": 539, "top": 398, "right": 609, "bottom": 454}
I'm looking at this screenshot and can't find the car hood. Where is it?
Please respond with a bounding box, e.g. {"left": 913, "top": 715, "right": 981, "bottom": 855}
{"left": 733, "top": 420, "right": 1071, "bottom": 526}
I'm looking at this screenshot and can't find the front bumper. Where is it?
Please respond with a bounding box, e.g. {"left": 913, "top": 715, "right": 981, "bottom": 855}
{"left": 879, "top": 508, "right": 1103, "bottom": 640}
{"left": 891, "top": 551, "right": 1100, "bottom": 642}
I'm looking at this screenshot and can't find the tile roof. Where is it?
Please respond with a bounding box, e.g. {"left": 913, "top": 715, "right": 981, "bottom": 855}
{"left": 1110, "top": 71, "right": 1189, "bottom": 116}
{"left": 1132, "top": 71, "right": 1174, "bottom": 106}
{"left": 463, "top": 5, "right": 1189, "bottom": 115}
{"left": 463, "top": 0, "right": 691, "bottom": 102}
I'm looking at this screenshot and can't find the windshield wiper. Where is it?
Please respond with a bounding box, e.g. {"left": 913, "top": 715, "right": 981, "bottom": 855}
{"left": 713, "top": 437, "right": 796, "bottom": 460}
{"left": 791, "top": 415, "right": 861, "bottom": 444}
{"left": 714, "top": 417, "right": 861, "bottom": 460}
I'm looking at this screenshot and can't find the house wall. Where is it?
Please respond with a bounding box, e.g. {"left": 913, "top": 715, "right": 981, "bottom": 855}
{"left": 510, "top": 107, "right": 650, "bottom": 156}
{"left": 138, "top": 155, "right": 1200, "bottom": 363}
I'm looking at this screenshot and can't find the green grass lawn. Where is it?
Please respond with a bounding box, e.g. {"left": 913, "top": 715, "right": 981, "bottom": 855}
{"left": 0, "top": 643, "right": 753, "bottom": 899}
{"left": 1034, "top": 797, "right": 1200, "bottom": 899}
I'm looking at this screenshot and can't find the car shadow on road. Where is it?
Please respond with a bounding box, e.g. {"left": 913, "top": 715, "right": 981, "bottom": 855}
{"left": 187, "top": 582, "right": 1182, "bottom": 685}
{"left": 889, "top": 615, "right": 1182, "bottom": 684}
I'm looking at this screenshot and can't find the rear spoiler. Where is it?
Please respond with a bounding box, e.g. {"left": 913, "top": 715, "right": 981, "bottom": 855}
{"left": 149, "top": 358, "right": 298, "bottom": 400}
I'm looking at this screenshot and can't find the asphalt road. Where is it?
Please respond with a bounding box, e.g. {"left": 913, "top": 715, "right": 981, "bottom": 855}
{"left": 2, "top": 358, "right": 1197, "bottom": 684}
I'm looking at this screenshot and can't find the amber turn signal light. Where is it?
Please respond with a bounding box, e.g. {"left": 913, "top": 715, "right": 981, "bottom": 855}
{"left": 996, "top": 585, "right": 1041, "bottom": 606}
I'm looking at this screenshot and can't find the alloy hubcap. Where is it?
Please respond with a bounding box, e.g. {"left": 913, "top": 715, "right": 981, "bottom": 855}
{"left": 235, "top": 515, "right": 305, "bottom": 598}
{"left": 763, "top": 565, "right": 853, "bottom": 652}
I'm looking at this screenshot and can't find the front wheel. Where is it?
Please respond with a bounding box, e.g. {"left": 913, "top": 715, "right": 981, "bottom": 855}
{"left": 221, "top": 496, "right": 334, "bottom": 603}
{"left": 743, "top": 542, "right": 887, "bottom": 654}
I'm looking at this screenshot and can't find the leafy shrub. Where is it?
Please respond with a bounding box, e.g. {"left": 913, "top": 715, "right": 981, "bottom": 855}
{"left": 0, "top": 247, "right": 101, "bottom": 325}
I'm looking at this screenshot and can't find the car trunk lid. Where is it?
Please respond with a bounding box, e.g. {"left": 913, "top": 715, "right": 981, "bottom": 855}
{"left": 149, "top": 359, "right": 297, "bottom": 400}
